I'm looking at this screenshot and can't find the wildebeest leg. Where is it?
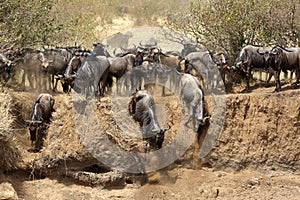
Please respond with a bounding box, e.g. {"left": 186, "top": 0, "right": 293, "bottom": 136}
{"left": 51, "top": 74, "right": 56, "bottom": 91}
{"left": 35, "top": 127, "right": 44, "bottom": 152}
{"left": 265, "top": 70, "right": 273, "bottom": 87}
{"left": 162, "top": 86, "right": 166, "bottom": 96}
{"left": 290, "top": 70, "right": 294, "bottom": 84}
{"left": 53, "top": 74, "right": 59, "bottom": 91}
{"left": 274, "top": 69, "right": 282, "bottom": 92}
{"left": 184, "top": 105, "right": 194, "bottom": 127}
{"left": 292, "top": 68, "right": 300, "bottom": 89}
{"left": 245, "top": 66, "right": 251, "bottom": 92}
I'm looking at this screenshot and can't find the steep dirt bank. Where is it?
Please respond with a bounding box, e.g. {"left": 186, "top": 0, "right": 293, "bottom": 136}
{"left": 207, "top": 90, "right": 300, "bottom": 172}
{"left": 0, "top": 87, "right": 299, "bottom": 199}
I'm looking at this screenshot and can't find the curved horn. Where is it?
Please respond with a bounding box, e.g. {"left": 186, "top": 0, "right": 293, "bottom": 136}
{"left": 257, "top": 48, "right": 266, "bottom": 55}
{"left": 139, "top": 41, "right": 144, "bottom": 47}
{"left": 24, "top": 120, "right": 43, "bottom": 123}
{"left": 273, "top": 45, "right": 293, "bottom": 52}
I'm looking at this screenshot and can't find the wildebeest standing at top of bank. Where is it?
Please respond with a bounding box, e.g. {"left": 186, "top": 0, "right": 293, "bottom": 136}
{"left": 58, "top": 51, "right": 90, "bottom": 93}
{"left": 128, "top": 90, "right": 169, "bottom": 152}
{"left": 234, "top": 45, "right": 276, "bottom": 92}
{"left": 73, "top": 55, "right": 110, "bottom": 99}
{"left": 262, "top": 46, "right": 300, "bottom": 92}
{"left": 107, "top": 53, "right": 136, "bottom": 94}
{"left": 27, "top": 93, "right": 55, "bottom": 151}
{"left": 38, "top": 48, "right": 74, "bottom": 92}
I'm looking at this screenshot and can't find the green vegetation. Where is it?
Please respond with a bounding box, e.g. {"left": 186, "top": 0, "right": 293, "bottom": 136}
{"left": 166, "top": 0, "right": 300, "bottom": 63}
{"left": 1, "top": 0, "right": 299, "bottom": 61}
{"left": 0, "top": 0, "right": 188, "bottom": 49}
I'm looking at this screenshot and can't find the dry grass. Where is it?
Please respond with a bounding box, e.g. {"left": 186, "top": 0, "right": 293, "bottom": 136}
{"left": 0, "top": 88, "right": 20, "bottom": 170}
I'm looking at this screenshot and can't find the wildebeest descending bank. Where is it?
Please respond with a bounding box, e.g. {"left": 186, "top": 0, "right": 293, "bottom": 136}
{"left": 179, "top": 73, "right": 210, "bottom": 132}
{"left": 73, "top": 55, "right": 110, "bottom": 99}
{"left": 26, "top": 93, "right": 55, "bottom": 151}
{"left": 128, "top": 90, "right": 169, "bottom": 153}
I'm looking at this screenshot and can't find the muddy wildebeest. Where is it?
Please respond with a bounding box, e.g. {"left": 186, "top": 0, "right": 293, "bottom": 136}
{"left": 0, "top": 53, "right": 12, "bottom": 83}
{"left": 262, "top": 46, "right": 300, "bottom": 92}
{"left": 26, "top": 93, "right": 55, "bottom": 151}
{"left": 73, "top": 55, "right": 110, "bottom": 99}
{"left": 180, "top": 73, "right": 209, "bottom": 132}
{"left": 128, "top": 90, "right": 169, "bottom": 152}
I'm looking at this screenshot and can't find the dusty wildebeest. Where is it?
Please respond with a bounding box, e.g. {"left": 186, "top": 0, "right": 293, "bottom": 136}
{"left": 14, "top": 49, "right": 47, "bottom": 91}
{"left": 128, "top": 90, "right": 169, "bottom": 152}
{"left": 73, "top": 55, "right": 110, "bottom": 99}
{"left": 26, "top": 93, "right": 55, "bottom": 151}
{"left": 179, "top": 73, "right": 210, "bottom": 132}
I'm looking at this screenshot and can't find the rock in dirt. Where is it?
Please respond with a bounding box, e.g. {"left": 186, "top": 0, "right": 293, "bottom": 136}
{"left": 0, "top": 182, "right": 18, "bottom": 200}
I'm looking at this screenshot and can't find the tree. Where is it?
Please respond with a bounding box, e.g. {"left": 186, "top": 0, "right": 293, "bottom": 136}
{"left": 0, "top": 0, "right": 63, "bottom": 49}
{"left": 166, "top": 0, "right": 299, "bottom": 64}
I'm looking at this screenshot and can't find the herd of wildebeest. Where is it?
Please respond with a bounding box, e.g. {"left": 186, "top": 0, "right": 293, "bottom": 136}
{"left": 0, "top": 41, "right": 299, "bottom": 152}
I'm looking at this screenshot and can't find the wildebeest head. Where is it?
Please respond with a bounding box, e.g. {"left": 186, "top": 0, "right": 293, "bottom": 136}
{"left": 213, "top": 52, "right": 228, "bottom": 70}
{"left": 28, "top": 120, "right": 42, "bottom": 142}
{"left": 92, "top": 42, "right": 110, "bottom": 57}
{"left": 135, "top": 51, "right": 144, "bottom": 66}
{"left": 129, "top": 90, "right": 170, "bottom": 152}
{"left": 155, "top": 127, "right": 169, "bottom": 150}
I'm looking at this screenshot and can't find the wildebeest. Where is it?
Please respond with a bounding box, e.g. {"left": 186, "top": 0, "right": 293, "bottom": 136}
{"left": 107, "top": 53, "right": 136, "bottom": 94}
{"left": 92, "top": 42, "right": 112, "bottom": 57}
{"left": 262, "top": 46, "right": 300, "bottom": 92}
{"left": 128, "top": 90, "right": 169, "bottom": 152}
{"left": 15, "top": 49, "right": 48, "bottom": 91}
{"left": 234, "top": 45, "right": 276, "bottom": 92}
{"left": 39, "top": 48, "right": 74, "bottom": 91}
{"left": 184, "top": 51, "right": 222, "bottom": 92}
{"left": 26, "top": 93, "right": 55, "bottom": 151}
{"left": 212, "top": 52, "right": 228, "bottom": 83}
{"left": 179, "top": 73, "right": 209, "bottom": 132}
{"left": 0, "top": 53, "right": 12, "bottom": 82}
{"left": 143, "top": 49, "right": 182, "bottom": 96}
{"left": 73, "top": 55, "right": 110, "bottom": 99}
{"left": 58, "top": 51, "right": 90, "bottom": 93}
